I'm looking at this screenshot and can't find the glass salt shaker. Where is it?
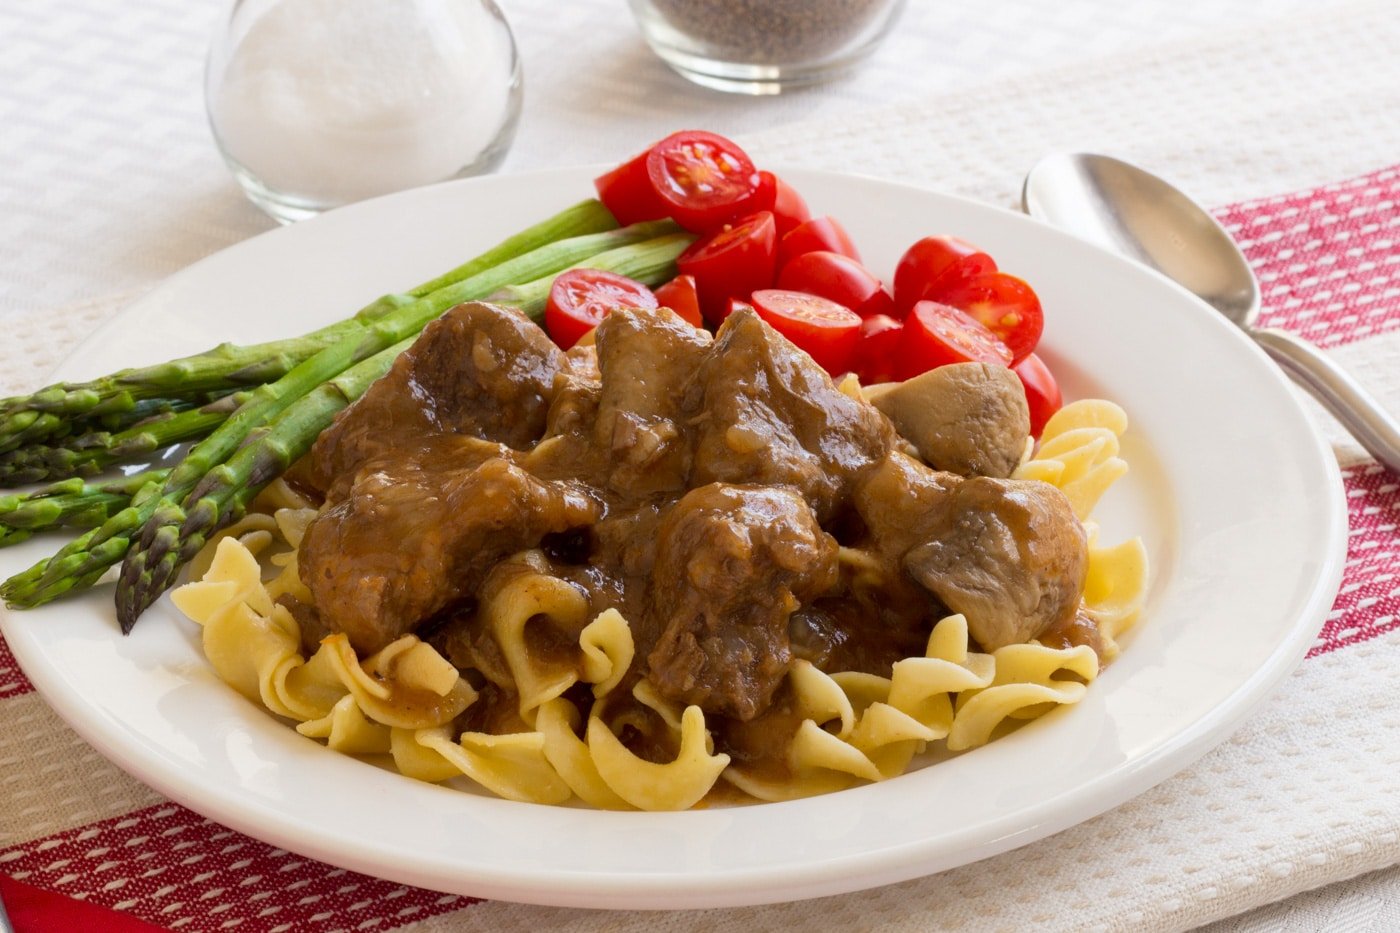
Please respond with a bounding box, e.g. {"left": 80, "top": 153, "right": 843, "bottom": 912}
{"left": 628, "top": 0, "right": 907, "bottom": 94}
{"left": 206, "top": 0, "right": 523, "bottom": 223}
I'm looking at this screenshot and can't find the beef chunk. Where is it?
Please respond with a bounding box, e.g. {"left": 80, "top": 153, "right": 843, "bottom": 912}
{"left": 788, "top": 598, "right": 932, "bottom": 677}
{"left": 544, "top": 343, "right": 602, "bottom": 437}
{"left": 868, "top": 362, "right": 1029, "bottom": 478}
{"left": 686, "top": 309, "right": 893, "bottom": 520}
{"left": 305, "top": 302, "right": 563, "bottom": 496}
{"left": 903, "top": 477, "right": 1087, "bottom": 651}
{"left": 592, "top": 307, "right": 712, "bottom": 496}
{"left": 299, "top": 456, "right": 600, "bottom": 655}
{"left": 850, "top": 451, "right": 961, "bottom": 557}
{"left": 646, "top": 484, "right": 838, "bottom": 720}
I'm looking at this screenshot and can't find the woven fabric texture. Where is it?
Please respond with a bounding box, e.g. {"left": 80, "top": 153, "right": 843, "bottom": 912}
{"left": 1, "top": 1, "right": 1398, "bottom": 931}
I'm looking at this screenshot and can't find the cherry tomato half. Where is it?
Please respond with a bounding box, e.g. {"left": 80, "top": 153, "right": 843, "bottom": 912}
{"left": 645, "top": 130, "right": 761, "bottom": 233}
{"left": 750, "top": 289, "right": 863, "bottom": 376}
{"left": 777, "top": 250, "right": 895, "bottom": 320}
{"left": 937, "top": 272, "right": 1044, "bottom": 364}
{"left": 594, "top": 150, "right": 667, "bottom": 226}
{"left": 1013, "top": 352, "right": 1063, "bottom": 438}
{"left": 898, "top": 300, "right": 1013, "bottom": 379}
{"left": 892, "top": 236, "right": 998, "bottom": 314}
{"left": 653, "top": 274, "right": 704, "bottom": 328}
{"left": 545, "top": 269, "right": 658, "bottom": 350}
{"left": 767, "top": 172, "right": 811, "bottom": 237}
{"left": 677, "top": 211, "right": 778, "bottom": 324}
{"left": 777, "top": 216, "right": 860, "bottom": 269}
{"left": 852, "top": 314, "right": 904, "bottom": 385}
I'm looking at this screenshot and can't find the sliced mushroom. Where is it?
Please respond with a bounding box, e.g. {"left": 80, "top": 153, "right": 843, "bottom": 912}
{"left": 903, "top": 477, "right": 1087, "bottom": 651}
{"left": 870, "top": 362, "right": 1029, "bottom": 478}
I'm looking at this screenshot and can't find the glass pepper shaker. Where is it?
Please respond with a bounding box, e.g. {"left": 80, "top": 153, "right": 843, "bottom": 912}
{"left": 628, "top": 0, "right": 907, "bottom": 94}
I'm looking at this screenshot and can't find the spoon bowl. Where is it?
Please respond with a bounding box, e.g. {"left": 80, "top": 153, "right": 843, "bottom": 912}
{"left": 1022, "top": 152, "right": 1400, "bottom": 473}
{"left": 1022, "top": 153, "right": 1259, "bottom": 327}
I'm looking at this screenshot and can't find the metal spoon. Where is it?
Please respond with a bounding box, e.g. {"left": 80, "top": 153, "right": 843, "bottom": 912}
{"left": 1022, "top": 152, "right": 1400, "bottom": 473}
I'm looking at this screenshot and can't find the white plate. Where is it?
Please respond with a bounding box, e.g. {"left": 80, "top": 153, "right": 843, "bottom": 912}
{"left": 0, "top": 167, "right": 1346, "bottom": 910}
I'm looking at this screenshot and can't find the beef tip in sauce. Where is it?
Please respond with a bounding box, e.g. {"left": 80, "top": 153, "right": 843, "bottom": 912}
{"left": 301, "top": 302, "right": 563, "bottom": 498}
{"left": 685, "top": 309, "right": 894, "bottom": 521}
{"left": 592, "top": 307, "right": 711, "bottom": 496}
{"left": 850, "top": 451, "right": 961, "bottom": 557}
{"left": 295, "top": 299, "right": 1094, "bottom": 731}
{"left": 645, "top": 484, "right": 838, "bottom": 721}
{"left": 904, "top": 477, "right": 1088, "bottom": 651}
{"left": 867, "top": 362, "right": 1030, "bottom": 479}
{"left": 1038, "top": 607, "right": 1107, "bottom": 657}
{"left": 543, "top": 343, "right": 602, "bottom": 438}
{"left": 787, "top": 595, "right": 932, "bottom": 677}
{"left": 299, "top": 455, "right": 599, "bottom": 655}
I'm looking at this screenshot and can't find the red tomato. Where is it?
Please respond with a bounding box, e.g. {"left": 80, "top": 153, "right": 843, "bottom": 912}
{"left": 898, "top": 300, "right": 1013, "bottom": 378}
{"left": 720, "top": 297, "right": 756, "bottom": 322}
{"left": 750, "top": 289, "right": 863, "bottom": 375}
{"left": 1013, "top": 352, "right": 1063, "bottom": 437}
{"left": 766, "top": 172, "right": 811, "bottom": 237}
{"left": 594, "top": 150, "right": 667, "bottom": 225}
{"left": 726, "top": 169, "right": 776, "bottom": 218}
{"left": 853, "top": 314, "right": 904, "bottom": 385}
{"left": 937, "top": 272, "right": 1044, "bottom": 364}
{"left": 892, "top": 236, "right": 998, "bottom": 314}
{"left": 777, "top": 250, "right": 895, "bottom": 319}
{"left": 776, "top": 216, "right": 860, "bottom": 268}
{"left": 645, "top": 130, "right": 761, "bottom": 232}
{"left": 545, "top": 269, "right": 658, "bottom": 350}
{"left": 677, "top": 211, "right": 778, "bottom": 324}
{"left": 653, "top": 274, "right": 704, "bottom": 328}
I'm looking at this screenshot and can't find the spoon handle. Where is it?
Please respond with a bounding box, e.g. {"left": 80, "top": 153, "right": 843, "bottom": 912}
{"left": 1252, "top": 327, "right": 1400, "bottom": 473}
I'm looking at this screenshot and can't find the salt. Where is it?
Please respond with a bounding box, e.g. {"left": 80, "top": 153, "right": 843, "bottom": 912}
{"left": 208, "top": 0, "right": 520, "bottom": 217}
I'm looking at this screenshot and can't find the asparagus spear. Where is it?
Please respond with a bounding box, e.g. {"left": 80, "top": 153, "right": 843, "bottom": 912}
{"left": 1, "top": 221, "right": 679, "bottom": 614}
{"left": 113, "top": 228, "right": 693, "bottom": 628}
{"left": 0, "top": 469, "right": 171, "bottom": 546}
{"left": 0, "top": 528, "right": 30, "bottom": 548}
{"left": 0, "top": 394, "right": 248, "bottom": 486}
{"left": 0, "top": 199, "right": 618, "bottom": 447}
{"left": 1, "top": 341, "right": 406, "bottom": 612}
{"left": 488, "top": 231, "right": 699, "bottom": 320}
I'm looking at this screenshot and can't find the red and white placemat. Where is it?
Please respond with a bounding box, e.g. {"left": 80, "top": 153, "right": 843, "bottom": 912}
{"left": 1, "top": 1, "right": 1398, "bottom": 931}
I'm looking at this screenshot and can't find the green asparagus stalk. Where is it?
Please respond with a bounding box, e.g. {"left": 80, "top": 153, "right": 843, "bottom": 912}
{"left": 0, "top": 199, "right": 619, "bottom": 448}
{"left": 1, "top": 220, "right": 676, "bottom": 615}
{"left": 489, "top": 231, "right": 696, "bottom": 319}
{"left": 0, "top": 394, "right": 248, "bottom": 486}
{"left": 0, "top": 342, "right": 401, "bottom": 610}
{"left": 0, "top": 395, "right": 232, "bottom": 474}
{"left": 0, "top": 469, "right": 171, "bottom": 546}
{"left": 0, "top": 527, "right": 31, "bottom": 548}
{"left": 0, "top": 482, "right": 164, "bottom": 606}
{"left": 77, "top": 396, "right": 208, "bottom": 434}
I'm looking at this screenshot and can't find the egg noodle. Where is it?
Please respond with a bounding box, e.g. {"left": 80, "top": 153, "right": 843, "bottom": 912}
{"left": 172, "top": 399, "right": 1148, "bottom": 810}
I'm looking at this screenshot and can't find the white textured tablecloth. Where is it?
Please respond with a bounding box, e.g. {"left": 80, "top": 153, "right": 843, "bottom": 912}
{"left": 0, "top": 0, "right": 1333, "bottom": 317}
{"left": 1, "top": 1, "right": 1399, "bottom": 931}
